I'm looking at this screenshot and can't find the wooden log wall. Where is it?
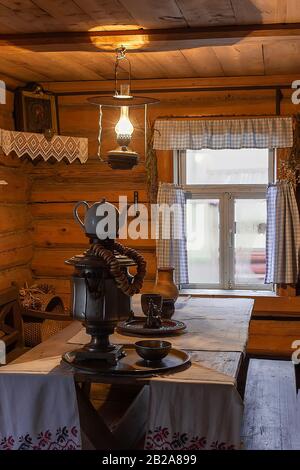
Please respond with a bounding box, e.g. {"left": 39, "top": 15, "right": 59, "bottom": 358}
{"left": 28, "top": 84, "right": 281, "bottom": 305}
{"left": 24, "top": 76, "right": 300, "bottom": 357}
{"left": 0, "top": 90, "right": 33, "bottom": 291}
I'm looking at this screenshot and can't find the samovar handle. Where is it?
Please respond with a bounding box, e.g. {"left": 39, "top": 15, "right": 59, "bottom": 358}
{"left": 73, "top": 200, "right": 89, "bottom": 229}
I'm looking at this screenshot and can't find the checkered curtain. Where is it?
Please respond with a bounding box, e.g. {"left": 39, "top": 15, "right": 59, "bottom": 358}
{"left": 153, "top": 117, "right": 293, "bottom": 150}
{"left": 265, "top": 181, "right": 300, "bottom": 284}
{"left": 156, "top": 183, "right": 188, "bottom": 285}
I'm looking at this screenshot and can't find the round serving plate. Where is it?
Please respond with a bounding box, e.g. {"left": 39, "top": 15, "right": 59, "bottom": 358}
{"left": 116, "top": 318, "right": 186, "bottom": 336}
{"left": 61, "top": 345, "right": 190, "bottom": 376}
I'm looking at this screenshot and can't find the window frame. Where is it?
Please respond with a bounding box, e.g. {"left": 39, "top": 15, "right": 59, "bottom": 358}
{"left": 175, "top": 149, "right": 275, "bottom": 291}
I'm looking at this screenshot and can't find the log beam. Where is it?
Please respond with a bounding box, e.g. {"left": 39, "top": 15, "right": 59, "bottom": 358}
{"left": 2, "top": 23, "right": 300, "bottom": 53}
{"left": 41, "top": 75, "right": 299, "bottom": 95}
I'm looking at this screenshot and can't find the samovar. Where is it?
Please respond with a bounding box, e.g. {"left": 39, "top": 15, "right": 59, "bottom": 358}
{"left": 64, "top": 199, "right": 146, "bottom": 366}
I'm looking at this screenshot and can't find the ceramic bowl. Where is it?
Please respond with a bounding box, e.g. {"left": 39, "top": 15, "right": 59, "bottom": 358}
{"left": 135, "top": 340, "right": 172, "bottom": 362}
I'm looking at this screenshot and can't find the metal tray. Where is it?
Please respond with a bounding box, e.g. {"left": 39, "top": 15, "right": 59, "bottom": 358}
{"left": 62, "top": 345, "right": 191, "bottom": 376}
{"left": 117, "top": 317, "right": 186, "bottom": 336}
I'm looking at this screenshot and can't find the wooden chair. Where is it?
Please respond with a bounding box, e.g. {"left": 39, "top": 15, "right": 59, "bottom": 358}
{"left": 0, "top": 286, "right": 28, "bottom": 363}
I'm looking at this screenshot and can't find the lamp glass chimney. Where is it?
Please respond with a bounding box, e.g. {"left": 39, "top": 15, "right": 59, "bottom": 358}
{"left": 115, "top": 106, "right": 134, "bottom": 146}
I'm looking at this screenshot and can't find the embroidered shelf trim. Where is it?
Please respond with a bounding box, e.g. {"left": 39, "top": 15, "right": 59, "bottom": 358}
{"left": 0, "top": 129, "right": 88, "bottom": 163}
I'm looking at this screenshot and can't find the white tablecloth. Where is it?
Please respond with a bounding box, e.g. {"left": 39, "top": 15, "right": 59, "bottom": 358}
{"left": 145, "top": 381, "right": 243, "bottom": 450}
{"left": 69, "top": 296, "right": 253, "bottom": 353}
{"left": 0, "top": 296, "right": 253, "bottom": 450}
{"left": 0, "top": 358, "right": 81, "bottom": 450}
{"left": 68, "top": 295, "right": 253, "bottom": 450}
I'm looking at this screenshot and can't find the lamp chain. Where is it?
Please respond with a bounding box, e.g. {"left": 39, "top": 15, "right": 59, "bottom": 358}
{"left": 97, "top": 105, "right": 104, "bottom": 161}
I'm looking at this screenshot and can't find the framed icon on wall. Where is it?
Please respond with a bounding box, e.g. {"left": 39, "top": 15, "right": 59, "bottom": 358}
{"left": 14, "top": 82, "right": 59, "bottom": 134}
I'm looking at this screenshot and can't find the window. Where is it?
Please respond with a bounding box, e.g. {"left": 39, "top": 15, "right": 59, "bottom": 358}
{"left": 176, "top": 149, "right": 274, "bottom": 290}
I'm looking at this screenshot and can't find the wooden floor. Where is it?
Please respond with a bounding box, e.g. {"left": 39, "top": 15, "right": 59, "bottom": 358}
{"left": 242, "top": 359, "right": 300, "bottom": 450}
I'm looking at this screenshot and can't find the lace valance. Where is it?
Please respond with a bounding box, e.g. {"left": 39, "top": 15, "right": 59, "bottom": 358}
{"left": 0, "top": 129, "right": 88, "bottom": 163}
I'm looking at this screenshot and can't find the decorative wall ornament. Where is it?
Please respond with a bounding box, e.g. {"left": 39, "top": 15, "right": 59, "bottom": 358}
{"left": 279, "top": 114, "right": 300, "bottom": 185}
{"left": 0, "top": 129, "right": 88, "bottom": 164}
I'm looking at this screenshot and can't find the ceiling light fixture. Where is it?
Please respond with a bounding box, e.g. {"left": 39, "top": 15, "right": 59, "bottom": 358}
{"left": 88, "top": 46, "right": 159, "bottom": 170}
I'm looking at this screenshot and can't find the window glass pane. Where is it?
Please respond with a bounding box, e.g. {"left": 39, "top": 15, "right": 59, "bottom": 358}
{"left": 234, "top": 199, "right": 267, "bottom": 285}
{"left": 186, "top": 149, "right": 269, "bottom": 185}
{"left": 186, "top": 198, "right": 220, "bottom": 284}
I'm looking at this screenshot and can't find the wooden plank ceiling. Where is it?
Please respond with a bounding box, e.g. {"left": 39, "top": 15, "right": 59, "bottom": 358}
{"left": 0, "top": 0, "right": 300, "bottom": 83}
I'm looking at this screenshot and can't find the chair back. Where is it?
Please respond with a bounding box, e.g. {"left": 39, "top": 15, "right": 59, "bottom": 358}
{"left": 0, "top": 286, "right": 24, "bottom": 353}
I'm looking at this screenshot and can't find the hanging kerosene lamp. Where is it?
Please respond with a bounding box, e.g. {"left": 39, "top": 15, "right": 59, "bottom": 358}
{"left": 87, "top": 46, "right": 159, "bottom": 170}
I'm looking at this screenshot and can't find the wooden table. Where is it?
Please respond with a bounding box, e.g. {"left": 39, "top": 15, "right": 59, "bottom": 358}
{"left": 9, "top": 297, "right": 253, "bottom": 449}
{"left": 12, "top": 297, "right": 253, "bottom": 449}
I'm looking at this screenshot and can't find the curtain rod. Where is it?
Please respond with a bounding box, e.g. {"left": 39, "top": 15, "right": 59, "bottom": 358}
{"left": 154, "top": 114, "right": 292, "bottom": 120}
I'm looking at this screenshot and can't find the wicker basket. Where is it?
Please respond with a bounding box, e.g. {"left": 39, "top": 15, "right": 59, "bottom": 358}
{"left": 22, "top": 295, "right": 72, "bottom": 348}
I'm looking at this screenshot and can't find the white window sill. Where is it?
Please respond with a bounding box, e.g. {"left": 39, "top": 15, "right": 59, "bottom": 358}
{"left": 179, "top": 288, "right": 277, "bottom": 298}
